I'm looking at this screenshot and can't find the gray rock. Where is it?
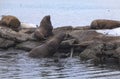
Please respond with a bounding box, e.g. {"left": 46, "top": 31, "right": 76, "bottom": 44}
{"left": 16, "top": 41, "right": 43, "bottom": 51}
{"left": 0, "top": 26, "right": 34, "bottom": 42}
{"left": 114, "top": 47, "right": 120, "bottom": 58}
{"left": 73, "top": 26, "right": 90, "bottom": 30}
{"left": 60, "top": 39, "right": 77, "bottom": 48}
{"left": 0, "top": 37, "right": 15, "bottom": 48}
{"left": 79, "top": 42, "right": 104, "bottom": 60}
{"left": 69, "top": 30, "right": 103, "bottom": 43}
{"left": 53, "top": 26, "right": 73, "bottom": 35}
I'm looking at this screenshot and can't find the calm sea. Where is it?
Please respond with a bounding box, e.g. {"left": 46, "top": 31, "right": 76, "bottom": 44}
{"left": 1, "top": 0, "right": 120, "bottom": 27}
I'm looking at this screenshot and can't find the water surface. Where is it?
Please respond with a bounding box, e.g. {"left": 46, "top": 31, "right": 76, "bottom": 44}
{"left": 0, "top": 0, "right": 120, "bottom": 27}
{"left": 0, "top": 49, "right": 120, "bottom": 79}
{"left": 1, "top": 0, "right": 120, "bottom": 79}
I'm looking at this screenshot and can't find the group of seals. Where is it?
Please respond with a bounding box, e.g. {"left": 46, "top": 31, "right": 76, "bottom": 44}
{"left": 29, "top": 15, "right": 66, "bottom": 58}
{"left": 34, "top": 15, "right": 53, "bottom": 40}
{"left": 91, "top": 19, "right": 120, "bottom": 29}
{"left": 2, "top": 15, "right": 120, "bottom": 58}
{"left": 29, "top": 33, "right": 66, "bottom": 58}
{"left": 0, "top": 15, "right": 21, "bottom": 31}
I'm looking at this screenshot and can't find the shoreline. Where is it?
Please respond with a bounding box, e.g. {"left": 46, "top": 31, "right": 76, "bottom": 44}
{"left": 0, "top": 15, "right": 120, "bottom": 66}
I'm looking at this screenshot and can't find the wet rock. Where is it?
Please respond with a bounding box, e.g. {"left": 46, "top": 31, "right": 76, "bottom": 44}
{"left": 115, "top": 47, "right": 120, "bottom": 53}
{"left": 58, "top": 39, "right": 78, "bottom": 53}
{"left": 0, "top": 37, "right": 15, "bottom": 48}
{"left": 104, "top": 43, "right": 116, "bottom": 50}
{"left": 60, "top": 39, "right": 77, "bottom": 48}
{"left": 16, "top": 41, "right": 43, "bottom": 51}
{"left": 73, "top": 26, "right": 90, "bottom": 30}
{"left": 79, "top": 42, "right": 104, "bottom": 60}
{"left": 69, "top": 30, "right": 103, "bottom": 43}
{"left": 79, "top": 41, "right": 120, "bottom": 64}
{"left": 91, "top": 19, "right": 120, "bottom": 29}
{"left": 53, "top": 26, "right": 73, "bottom": 35}
{"left": 0, "top": 26, "right": 34, "bottom": 42}
{"left": 0, "top": 15, "right": 21, "bottom": 31}
{"left": 19, "top": 28, "right": 36, "bottom": 34}
{"left": 113, "top": 47, "right": 120, "bottom": 58}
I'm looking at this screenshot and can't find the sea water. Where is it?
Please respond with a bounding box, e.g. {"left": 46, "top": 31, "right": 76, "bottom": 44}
{"left": 0, "top": 49, "right": 120, "bottom": 79}
{"left": 1, "top": 0, "right": 120, "bottom": 79}
{"left": 1, "top": 0, "right": 120, "bottom": 27}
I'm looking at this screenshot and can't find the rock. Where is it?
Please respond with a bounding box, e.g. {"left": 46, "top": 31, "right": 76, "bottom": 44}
{"left": 73, "top": 26, "right": 90, "bottom": 30}
{"left": 34, "top": 15, "right": 53, "bottom": 40}
{"left": 69, "top": 30, "right": 103, "bottom": 43}
{"left": 0, "top": 15, "right": 21, "bottom": 31}
{"left": 79, "top": 41, "right": 120, "bottom": 64}
{"left": 60, "top": 39, "right": 77, "bottom": 48}
{"left": 113, "top": 46, "right": 120, "bottom": 58}
{"left": 91, "top": 19, "right": 120, "bottom": 29}
{"left": 19, "top": 28, "right": 36, "bottom": 34}
{"left": 79, "top": 42, "right": 104, "bottom": 60}
{"left": 58, "top": 39, "right": 77, "bottom": 53}
{"left": 0, "top": 26, "right": 34, "bottom": 42}
{"left": 16, "top": 41, "right": 43, "bottom": 51}
{"left": 0, "top": 37, "right": 15, "bottom": 48}
{"left": 115, "top": 46, "right": 120, "bottom": 52}
{"left": 53, "top": 26, "right": 73, "bottom": 35}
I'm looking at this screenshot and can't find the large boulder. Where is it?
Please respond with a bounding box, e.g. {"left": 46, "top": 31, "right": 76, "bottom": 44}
{"left": 0, "top": 26, "right": 34, "bottom": 42}
{"left": 91, "top": 19, "right": 120, "bottom": 29}
{"left": 79, "top": 42, "right": 104, "bottom": 60}
{"left": 79, "top": 41, "right": 120, "bottom": 64}
{"left": 0, "top": 15, "right": 21, "bottom": 31}
{"left": 69, "top": 30, "right": 103, "bottom": 43}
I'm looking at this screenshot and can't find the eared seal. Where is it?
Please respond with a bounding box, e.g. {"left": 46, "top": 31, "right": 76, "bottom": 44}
{"left": 0, "top": 15, "right": 21, "bottom": 31}
{"left": 29, "top": 33, "right": 66, "bottom": 58}
{"left": 91, "top": 19, "right": 120, "bottom": 29}
{"left": 34, "top": 15, "right": 53, "bottom": 40}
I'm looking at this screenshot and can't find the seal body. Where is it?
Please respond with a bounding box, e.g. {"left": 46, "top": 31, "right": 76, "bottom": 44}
{"left": 91, "top": 19, "right": 120, "bottom": 29}
{"left": 29, "top": 33, "right": 66, "bottom": 58}
{"left": 0, "top": 15, "right": 21, "bottom": 31}
{"left": 34, "top": 15, "right": 53, "bottom": 40}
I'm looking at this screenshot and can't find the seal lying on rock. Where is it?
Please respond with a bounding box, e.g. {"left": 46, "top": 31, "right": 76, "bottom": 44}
{"left": 91, "top": 19, "right": 120, "bottom": 29}
{"left": 29, "top": 33, "right": 66, "bottom": 58}
{"left": 34, "top": 15, "right": 53, "bottom": 40}
{"left": 0, "top": 15, "right": 21, "bottom": 31}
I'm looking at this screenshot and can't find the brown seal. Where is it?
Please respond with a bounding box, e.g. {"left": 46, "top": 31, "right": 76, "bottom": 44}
{"left": 34, "top": 15, "right": 53, "bottom": 40}
{"left": 0, "top": 15, "right": 21, "bottom": 31}
{"left": 91, "top": 19, "right": 120, "bottom": 29}
{"left": 29, "top": 33, "right": 66, "bottom": 58}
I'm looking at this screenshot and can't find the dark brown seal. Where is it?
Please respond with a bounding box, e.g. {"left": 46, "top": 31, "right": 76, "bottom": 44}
{"left": 29, "top": 33, "right": 66, "bottom": 58}
{"left": 34, "top": 15, "right": 53, "bottom": 40}
{"left": 0, "top": 15, "right": 21, "bottom": 31}
{"left": 91, "top": 19, "right": 120, "bottom": 29}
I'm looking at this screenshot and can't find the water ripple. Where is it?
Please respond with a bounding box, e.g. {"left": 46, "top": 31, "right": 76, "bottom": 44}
{"left": 0, "top": 49, "right": 120, "bottom": 79}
